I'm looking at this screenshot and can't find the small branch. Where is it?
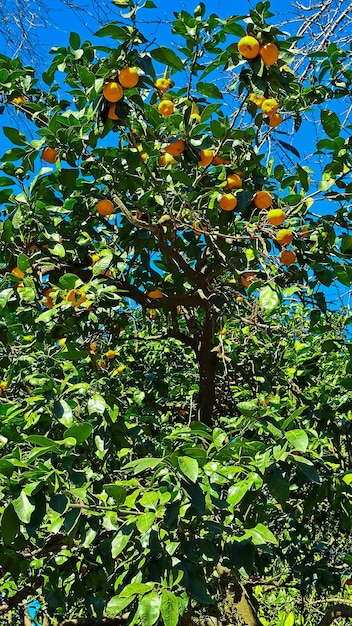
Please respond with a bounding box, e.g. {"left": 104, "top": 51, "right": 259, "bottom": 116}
{"left": 318, "top": 603, "right": 352, "bottom": 626}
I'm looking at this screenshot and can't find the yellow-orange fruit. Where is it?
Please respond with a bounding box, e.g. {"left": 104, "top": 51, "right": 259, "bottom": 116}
{"left": 66, "top": 289, "right": 87, "bottom": 307}
{"left": 198, "top": 149, "right": 214, "bottom": 167}
{"left": 108, "top": 103, "right": 119, "bottom": 120}
{"left": 267, "top": 209, "right": 286, "bottom": 226}
{"left": 12, "top": 95, "right": 26, "bottom": 105}
{"left": 103, "top": 81, "right": 123, "bottom": 103}
{"left": 11, "top": 267, "right": 25, "bottom": 279}
{"left": 262, "top": 98, "right": 279, "bottom": 116}
{"left": 149, "top": 309, "right": 158, "bottom": 319}
{"left": 42, "top": 287, "right": 54, "bottom": 308}
{"left": 116, "top": 364, "right": 125, "bottom": 374}
{"left": 241, "top": 272, "right": 257, "bottom": 287}
{"left": 253, "top": 190, "right": 272, "bottom": 209}
{"left": 238, "top": 35, "right": 260, "bottom": 59}
{"left": 250, "top": 93, "right": 265, "bottom": 108}
{"left": 105, "top": 350, "right": 116, "bottom": 359}
{"left": 42, "top": 147, "right": 58, "bottom": 163}
{"left": 147, "top": 289, "right": 163, "bottom": 299}
{"left": 193, "top": 220, "right": 207, "bottom": 235}
{"left": 160, "top": 153, "right": 176, "bottom": 166}
{"left": 155, "top": 77, "right": 172, "bottom": 93}
{"left": 212, "top": 155, "right": 229, "bottom": 165}
{"left": 219, "top": 193, "right": 238, "bottom": 211}
{"left": 165, "top": 139, "right": 186, "bottom": 156}
{"left": 118, "top": 67, "right": 139, "bottom": 88}
{"left": 96, "top": 199, "right": 114, "bottom": 216}
{"left": 89, "top": 343, "right": 97, "bottom": 353}
{"left": 276, "top": 229, "right": 293, "bottom": 246}
{"left": 259, "top": 43, "right": 279, "bottom": 66}
{"left": 158, "top": 100, "right": 174, "bottom": 118}
{"left": 279, "top": 249, "right": 296, "bottom": 266}
{"left": 225, "top": 173, "right": 242, "bottom": 190}
{"left": 268, "top": 113, "right": 283, "bottom": 128}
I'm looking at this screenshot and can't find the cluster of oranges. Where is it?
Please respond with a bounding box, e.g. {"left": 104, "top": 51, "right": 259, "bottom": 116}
{"left": 237, "top": 35, "right": 283, "bottom": 128}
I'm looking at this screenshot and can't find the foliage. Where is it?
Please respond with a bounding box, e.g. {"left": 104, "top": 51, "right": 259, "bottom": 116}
{"left": 0, "top": 1, "right": 352, "bottom": 624}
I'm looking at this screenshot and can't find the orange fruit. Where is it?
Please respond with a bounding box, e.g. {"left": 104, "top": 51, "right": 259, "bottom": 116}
{"left": 116, "top": 364, "right": 125, "bottom": 374}
{"left": 89, "top": 343, "right": 97, "bottom": 353}
{"left": 198, "top": 149, "right": 214, "bottom": 167}
{"left": 66, "top": 289, "right": 87, "bottom": 308}
{"left": 147, "top": 289, "right": 163, "bottom": 298}
{"left": 155, "top": 77, "right": 172, "bottom": 93}
{"left": 241, "top": 272, "right": 257, "bottom": 288}
{"left": 212, "top": 155, "right": 228, "bottom": 165}
{"left": 220, "top": 327, "right": 227, "bottom": 336}
{"left": 108, "top": 103, "right": 119, "bottom": 120}
{"left": 96, "top": 199, "right": 114, "bottom": 216}
{"left": 11, "top": 267, "right": 25, "bottom": 279}
{"left": 262, "top": 98, "right": 279, "bottom": 116}
{"left": 0, "top": 381, "right": 8, "bottom": 392}
{"left": 268, "top": 113, "right": 282, "bottom": 128}
{"left": 268, "top": 209, "right": 286, "bottom": 226}
{"left": 158, "top": 100, "right": 174, "bottom": 118}
{"left": 103, "top": 81, "right": 123, "bottom": 103}
{"left": 238, "top": 35, "right": 260, "bottom": 59}
{"left": 105, "top": 350, "right": 116, "bottom": 359}
{"left": 160, "top": 153, "right": 176, "bottom": 166}
{"left": 42, "top": 147, "right": 58, "bottom": 163}
{"left": 219, "top": 193, "right": 238, "bottom": 211}
{"left": 236, "top": 296, "right": 244, "bottom": 302}
{"left": 193, "top": 220, "right": 207, "bottom": 235}
{"left": 259, "top": 43, "right": 279, "bottom": 66}
{"left": 165, "top": 139, "right": 186, "bottom": 156}
{"left": 97, "top": 360, "right": 107, "bottom": 369}
{"left": 12, "top": 95, "right": 26, "bottom": 105}
{"left": 253, "top": 190, "right": 272, "bottom": 209}
{"left": 279, "top": 249, "right": 296, "bottom": 266}
{"left": 42, "top": 287, "right": 54, "bottom": 308}
{"left": 276, "top": 229, "right": 293, "bottom": 246}
{"left": 249, "top": 93, "right": 265, "bottom": 108}
{"left": 225, "top": 173, "right": 242, "bottom": 190}
{"left": 118, "top": 67, "right": 139, "bottom": 88}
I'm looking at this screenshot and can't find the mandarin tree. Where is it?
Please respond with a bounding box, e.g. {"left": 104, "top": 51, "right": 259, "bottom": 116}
{"left": 0, "top": 1, "right": 352, "bottom": 625}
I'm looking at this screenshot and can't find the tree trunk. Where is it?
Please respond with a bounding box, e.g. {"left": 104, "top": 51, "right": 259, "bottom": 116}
{"left": 196, "top": 309, "right": 218, "bottom": 426}
{"left": 318, "top": 603, "right": 352, "bottom": 626}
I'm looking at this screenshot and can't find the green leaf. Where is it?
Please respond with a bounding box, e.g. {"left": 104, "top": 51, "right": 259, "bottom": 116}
{"left": 161, "top": 590, "right": 179, "bottom": 626}
{"left": 0, "top": 288, "right": 13, "bottom": 308}
{"left": 94, "top": 23, "right": 129, "bottom": 40}
{"left": 1, "top": 503, "right": 20, "bottom": 545}
{"left": 237, "top": 400, "right": 258, "bottom": 416}
{"left": 106, "top": 596, "right": 135, "bottom": 617}
{"left": 321, "top": 109, "right": 340, "bottom": 138}
{"left": 259, "top": 285, "right": 281, "bottom": 314}
{"left": 227, "top": 480, "right": 250, "bottom": 506}
{"left": 124, "top": 458, "right": 162, "bottom": 474}
{"left": 178, "top": 456, "right": 199, "bottom": 482}
{"left": 3, "top": 126, "right": 28, "bottom": 146}
{"left": 136, "top": 511, "right": 156, "bottom": 534}
{"left": 197, "top": 81, "right": 223, "bottom": 99}
{"left": 277, "top": 139, "right": 300, "bottom": 159}
{"left": 69, "top": 31, "right": 81, "bottom": 49}
{"left": 88, "top": 394, "right": 106, "bottom": 415}
{"left": 93, "top": 253, "right": 113, "bottom": 277}
{"left": 77, "top": 65, "right": 95, "bottom": 88}
{"left": 285, "top": 429, "right": 309, "bottom": 452}
{"left": 13, "top": 491, "right": 35, "bottom": 524}
{"left": 340, "top": 377, "right": 352, "bottom": 391}
{"left": 54, "top": 399, "right": 74, "bottom": 427}
{"left": 150, "top": 46, "right": 184, "bottom": 71}
{"left": 138, "top": 592, "right": 160, "bottom": 626}
{"left": 64, "top": 422, "right": 93, "bottom": 444}
{"left": 284, "top": 612, "right": 295, "bottom": 626}
{"left": 111, "top": 524, "right": 134, "bottom": 558}
{"left": 58, "top": 273, "right": 79, "bottom": 289}
{"left": 246, "top": 523, "right": 278, "bottom": 546}
{"left": 120, "top": 583, "right": 153, "bottom": 597}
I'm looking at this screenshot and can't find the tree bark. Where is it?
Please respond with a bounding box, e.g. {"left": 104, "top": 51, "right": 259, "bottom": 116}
{"left": 196, "top": 309, "right": 218, "bottom": 426}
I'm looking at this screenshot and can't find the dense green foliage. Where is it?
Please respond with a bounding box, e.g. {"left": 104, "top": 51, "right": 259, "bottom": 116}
{"left": 0, "top": 1, "right": 352, "bottom": 624}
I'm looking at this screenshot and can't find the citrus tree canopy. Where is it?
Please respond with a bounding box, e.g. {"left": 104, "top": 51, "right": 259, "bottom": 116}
{"left": 0, "top": 1, "right": 352, "bottom": 624}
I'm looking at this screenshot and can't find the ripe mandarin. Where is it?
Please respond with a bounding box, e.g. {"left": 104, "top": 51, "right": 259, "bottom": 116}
{"left": 118, "top": 67, "right": 139, "bottom": 88}
{"left": 165, "top": 139, "right": 186, "bottom": 156}
{"left": 155, "top": 77, "right": 172, "bottom": 92}
{"left": 267, "top": 209, "right": 286, "bottom": 226}
{"left": 158, "top": 100, "right": 174, "bottom": 118}
{"left": 198, "top": 149, "right": 214, "bottom": 167}
{"left": 259, "top": 43, "right": 279, "bottom": 66}
{"left": 262, "top": 98, "right": 279, "bottom": 116}
{"left": 279, "top": 249, "right": 296, "bottom": 266}
{"left": 253, "top": 190, "right": 272, "bottom": 209}
{"left": 220, "top": 194, "right": 238, "bottom": 211}
{"left": 42, "top": 147, "right": 58, "bottom": 163}
{"left": 268, "top": 113, "right": 283, "bottom": 128}
{"left": 276, "top": 229, "right": 293, "bottom": 246}
{"left": 96, "top": 199, "right": 114, "bottom": 216}
{"left": 103, "top": 81, "right": 123, "bottom": 103}
{"left": 226, "top": 173, "right": 242, "bottom": 190}
{"left": 238, "top": 35, "right": 260, "bottom": 59}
